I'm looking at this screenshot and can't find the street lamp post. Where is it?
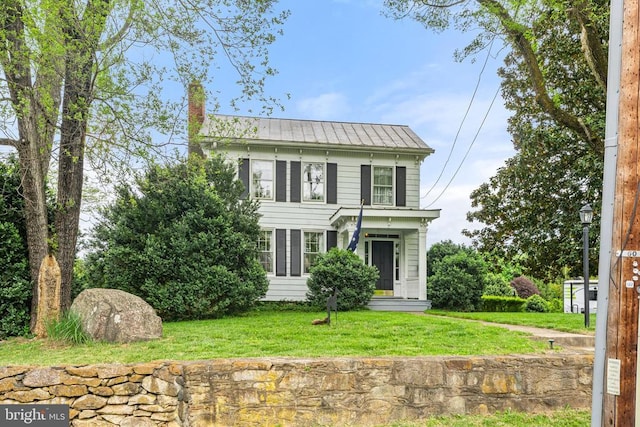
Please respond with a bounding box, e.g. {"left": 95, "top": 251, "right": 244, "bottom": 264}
{"left": 580, "top": 203, "right": 593, "bottom": 328}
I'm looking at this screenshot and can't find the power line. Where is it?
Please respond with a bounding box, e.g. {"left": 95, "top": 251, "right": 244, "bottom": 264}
{"left": 420, "top": 36, "right": 497, "bottom": 201}
{"left": 425, "top": 85, "right": 501, "bottom": 208}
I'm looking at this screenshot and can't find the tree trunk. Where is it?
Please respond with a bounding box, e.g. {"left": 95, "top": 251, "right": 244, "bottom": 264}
{"left": 17, "top": 143, "right": 51, "bottom": 332}
{"left": 55, "top": 12, "right": 102, "bottom": 309}
{"left": 33, "top": 254, "right": 62, "bottom": 338}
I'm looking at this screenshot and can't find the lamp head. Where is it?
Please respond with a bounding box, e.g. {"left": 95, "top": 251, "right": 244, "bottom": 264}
{"left": 580, "top": 203, "right": 593, "bottom": 226}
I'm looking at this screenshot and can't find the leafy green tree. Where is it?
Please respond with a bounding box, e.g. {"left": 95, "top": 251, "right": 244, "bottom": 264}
{"left": 483, "top": 273, "right": 515, "bottom": 297}
{"left": 0, "top": 0, "right": 288, "bottom": 330}
{"left": 306, "top": 248, "right": 379, "bottom": 311}
{"left": 384, "top": 1, "right": 607, "bottom": 279}
{"left": 383, "top": 0, "right": 608, "bottom": 151}
{"left": 429, "top": 250, "right": 488, "bottom": 311}
{"left": 427, "top": 240, "right": 475, "bottom": 278}
{"left": 83, "top": 155, "right": 268, "bottom": 320}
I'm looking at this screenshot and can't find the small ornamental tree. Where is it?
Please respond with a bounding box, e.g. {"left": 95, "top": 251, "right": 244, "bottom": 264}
{"left": 510, "top": 275, "right": 541, "bottom": 299}
{"left": 83, "top": 155, "right": 268, "bottom": 320}
{"left": 306, "top": 248, "right": 379, "bottom": 311}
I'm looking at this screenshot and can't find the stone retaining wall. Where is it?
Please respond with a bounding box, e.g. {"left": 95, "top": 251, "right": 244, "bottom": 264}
{"left": 0, "top": 354, "right": 593, "bottom": 426}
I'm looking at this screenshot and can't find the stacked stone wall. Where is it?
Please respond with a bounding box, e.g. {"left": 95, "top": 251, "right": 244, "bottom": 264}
{"left": 0, "top": 354, "right": 593, "bottom": 426}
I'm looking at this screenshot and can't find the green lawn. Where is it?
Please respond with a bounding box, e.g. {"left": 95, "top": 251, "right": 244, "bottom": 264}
{"left": 0, "top": 310, "right": 550, "bottom": 365}
{"left": 0, "top": 309, "right": 592, "bottom": 426}
{"left": 382, "top": 408, "right": 590, "bottom": 427}
{"left": 429, "top": 310, "right": 597, "bottom": 334}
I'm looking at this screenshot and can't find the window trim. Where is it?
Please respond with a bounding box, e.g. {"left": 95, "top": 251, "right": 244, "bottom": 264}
{"left": 302, "top": 162, "right": 325, "bottom": 203}
{"left": 372, "top": 165, "right": 394, "bottom": 206}
{"left": 257, "top": 229, "right": 274, "bottom": 274}
{"left": 251, "top": 159, "right": 275, "bottom": 200}
{"left": 303, "top": 230, "right": 324, "bottom": 274}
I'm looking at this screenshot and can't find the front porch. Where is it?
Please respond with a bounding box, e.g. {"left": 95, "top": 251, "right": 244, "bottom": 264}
{"left": 330, "top": 206, "right": 440, "bottom": 302}
{"left": 367, "top": 296, "right": 432, "bottom": 312}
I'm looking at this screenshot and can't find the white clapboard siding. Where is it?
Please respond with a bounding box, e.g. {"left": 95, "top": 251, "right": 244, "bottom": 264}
{"left": 200, "top": 115, "right": 439, "bottom": 306}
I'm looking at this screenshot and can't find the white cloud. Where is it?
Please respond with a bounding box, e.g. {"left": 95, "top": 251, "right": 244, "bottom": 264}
{"left": 296, "top": 92, "right": 351, "bottom": 120}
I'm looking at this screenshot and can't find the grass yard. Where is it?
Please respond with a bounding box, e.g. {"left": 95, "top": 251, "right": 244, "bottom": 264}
{"left": 429, "top": 310, "right": 597, "bottom": 334}
{"left": 383, "top": 408, "right": 590, "bottom": 426}
{"left": 0, "top": 310, "right": 550, "bottom": 365}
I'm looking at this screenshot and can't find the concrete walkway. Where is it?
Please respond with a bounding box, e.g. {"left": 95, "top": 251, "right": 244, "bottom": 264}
{"left": 417, "top": 313, "right": 595, "bottom": 351}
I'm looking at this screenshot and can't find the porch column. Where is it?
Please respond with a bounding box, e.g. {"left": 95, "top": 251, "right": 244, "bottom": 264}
{"left": 418, "top": 220, "right": 428, "bottom": 300}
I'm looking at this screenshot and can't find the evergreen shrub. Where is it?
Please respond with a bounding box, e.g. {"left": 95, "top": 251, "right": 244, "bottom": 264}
{"left": 84, "top": 156, "right": 268, "bottom": 320}
{"left": 524, "top": 294, "right": 550, "bottom": 313}
{"left": 481, "top": 295, "right": 526, "bottom": 312}
{"left": 306, "top": 248, "right": 379, "bottom": 311}
{"left": 428, "top": 251, "right": 487, "bottom": 311}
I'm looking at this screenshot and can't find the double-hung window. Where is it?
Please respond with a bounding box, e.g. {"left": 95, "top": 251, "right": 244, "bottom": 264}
{"left": 303, "top": 162, "right": 324, "bottom": 202}
{"left": 252, "top": 160, "right": 273, "bottom": 199}
{"left": 303, "top": 231, "right": 323, "bottom": 274}
{"left": 257, "top": 230, "right": 274, "bottom": 273}
{"left": 373, "top": 166, "right": 393, "bottom": 205}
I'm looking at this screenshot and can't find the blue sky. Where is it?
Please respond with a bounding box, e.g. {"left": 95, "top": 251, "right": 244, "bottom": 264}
{"left": 217, "top": 0, "right": 516, "bottom": 247}
{"left": 0, "top": 0, "right": 516, "bottom": 248}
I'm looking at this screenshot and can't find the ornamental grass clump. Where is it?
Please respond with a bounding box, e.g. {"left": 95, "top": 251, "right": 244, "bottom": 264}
{"left": 45, "top": 310, "right": 92, "bottom": 345}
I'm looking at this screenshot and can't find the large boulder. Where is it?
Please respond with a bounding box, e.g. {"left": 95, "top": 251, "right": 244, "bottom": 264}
{"left": 71, "top": 289, "right": 162, "bottom": 343}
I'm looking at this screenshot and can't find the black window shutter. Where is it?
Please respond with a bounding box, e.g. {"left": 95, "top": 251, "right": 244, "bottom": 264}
{"left": 276, "top": 229, "right": 287, "bottom": 276}
{"left": 239, "top": 158, "right": 250, "bottom": 199}
{"left": 290, "top": 161, "right": 301, "bottom": 203}
{"left": 291, "top": 229, "right": 301, "bottom": 276}
{"left": 276, "top": 160, "right": 286, "bottom": 202}
{"left": 396, "top": 166, "right": 406, "bottom": 207}
{"left": 327, "top": 163, "right": 337, "bottom": 204}
{"left": 360, "top": 165, "right": 371, "bottom": 205}
{"left": 326, "top": 231, "right": 337, "bottom": 251}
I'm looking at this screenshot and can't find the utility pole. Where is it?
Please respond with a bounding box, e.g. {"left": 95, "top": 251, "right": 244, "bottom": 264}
{"left": 600, "top": 0, "right": 640, "bottom": 424}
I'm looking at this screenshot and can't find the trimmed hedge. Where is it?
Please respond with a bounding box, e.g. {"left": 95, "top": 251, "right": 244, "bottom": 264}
{"left": 481, "top": 295, "right": 526, "bottom": 312}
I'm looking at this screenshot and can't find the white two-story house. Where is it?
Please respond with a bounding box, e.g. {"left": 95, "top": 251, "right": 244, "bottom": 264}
{"left": 189, "top": 86, "right": 440, "bottom": 310}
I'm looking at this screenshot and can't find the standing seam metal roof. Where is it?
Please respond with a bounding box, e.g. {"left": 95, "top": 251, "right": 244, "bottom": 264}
{"left": 200, "top": 114, "right": 433, "bottom": 154}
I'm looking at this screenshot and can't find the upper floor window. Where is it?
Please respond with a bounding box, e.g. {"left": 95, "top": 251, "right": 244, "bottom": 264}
{"left": 303, "top": 162, "right": 324, "bottom": 202}
{"left": 304, "top": 231, "right": 324, "bottom": 274}
{"left": 373, "top": 166, "right": 393, "bottom": 205}
{"left": 257, "top": 230, "right": 273, "bottom": 273}
{"left": 252, "top": 160, "right": 273, "bottom": 199}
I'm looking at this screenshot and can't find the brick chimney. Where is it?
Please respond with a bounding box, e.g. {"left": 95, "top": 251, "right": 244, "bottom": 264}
{"left": 188, "top": 82, "right": 205, "bottom": 158}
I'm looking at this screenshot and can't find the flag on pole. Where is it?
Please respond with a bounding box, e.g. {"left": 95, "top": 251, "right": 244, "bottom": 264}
{"left": 347, "top": 202, "right": 363, "bottom": 252}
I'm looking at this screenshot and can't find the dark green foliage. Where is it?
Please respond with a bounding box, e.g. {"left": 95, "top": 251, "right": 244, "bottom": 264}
{"left": 428, "top": 250, "right": 487, "bottom": 311}
{"left": 480, "top": 295, "right": 525, "bottom": 312}
{"left": 510, "top": 275, "right": 540, "bottom": 299}
{"left": 524, "top": 294, "right": 550, "bottom": 313}
{"left": 0, "top": 222, "right": 32, "bottom": 339}
{"left": 0, "top": 156, "right": 31, "bottom": 339}
{"left": 306, "top": 248, "right": 378, "bottom": 311}
{"left": 463, "top": 1, "right": 608, "bottom": 280}
{"left": 83, "top": 156, "right": 268, "bottom": 320}
{"left": 483, "top": 273, "right": 516, "bottom": 297}
{"left": 427, "top": 240, "right": 475, "bottom": 278}
{"left": 252, "top": 301, "right": 316, "bottom": 312}
{"left": 547, "top": 298, "right": 563, "bottom": 313}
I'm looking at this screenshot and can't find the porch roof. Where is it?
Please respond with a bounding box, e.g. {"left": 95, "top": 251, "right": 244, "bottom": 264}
{"left": 330, "top": 206, "right": 440, "bottom": 233}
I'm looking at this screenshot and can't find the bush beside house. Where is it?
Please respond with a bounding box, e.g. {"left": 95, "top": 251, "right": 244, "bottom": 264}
{"left": 306, "top": 248, "right": 379, "bottom": 311}
{"left": 83, "top": 156, "right": 268, "bottom": 320}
